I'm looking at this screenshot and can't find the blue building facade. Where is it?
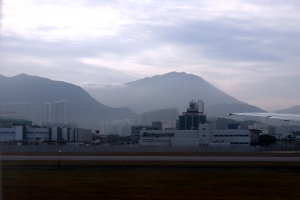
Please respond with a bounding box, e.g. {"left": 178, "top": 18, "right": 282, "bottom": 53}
{"left": 179, "top": 100, "right": 206, "bottom": 130}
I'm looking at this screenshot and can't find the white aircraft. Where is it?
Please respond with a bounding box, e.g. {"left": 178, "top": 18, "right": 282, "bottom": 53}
{"left": 228, "top": 113, "right": 300, "bottom": 122}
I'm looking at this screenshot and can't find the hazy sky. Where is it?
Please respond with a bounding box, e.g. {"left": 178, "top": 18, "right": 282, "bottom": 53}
{"left": 1, "top": 0, "right": 300, "bottom": 111}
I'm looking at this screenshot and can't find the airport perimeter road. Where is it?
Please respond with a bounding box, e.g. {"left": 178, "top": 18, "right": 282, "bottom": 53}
{"left": 2, "top": 156, "right": 300, "bottom": 162}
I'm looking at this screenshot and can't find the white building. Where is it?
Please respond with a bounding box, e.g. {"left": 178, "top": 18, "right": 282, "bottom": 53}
{"left": 71, "top": 128, "right": 93, "bottom": 141}
{"left": 139, "top": 124, "right": 250, "bottom": 147}
{"left": 206, "top": 116, "right": 217, "bottom": 130}
{"left": 26, "top": 127, "right": 50, "bottom": 141}
{"left": 198, "top": 100, "right": 204, "bottom": 115}
{"left": 138, "top": 108, "right": 179, "bottom": 126}
{"left": 0, "top": 126, "right": 92, "bottom": 143}
{"left": 161, "top": 120, "right": 177, "bottom": 130}
{"left": 98, "top": 119, "right": 135, "bottom": 135}
{"left": 248, "top": 123, "right": 269, "bottom": 135}
{"left": 44, "top": 102, "right": 52, "bottom": 122}
{"left": 54, "top": 100, "right": 68, "bottom": 124}
{"left": 0, "top": 127, "right": 20, "bottom": 141}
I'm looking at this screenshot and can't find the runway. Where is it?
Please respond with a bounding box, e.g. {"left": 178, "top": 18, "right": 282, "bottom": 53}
{"left": 2, "top": 156, "right": 300, "bottom": 162}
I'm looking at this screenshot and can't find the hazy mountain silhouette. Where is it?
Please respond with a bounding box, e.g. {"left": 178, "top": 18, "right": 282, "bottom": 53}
{"left": 275, "top": 106, "right": 300, "bottom": 114}
{"left": 84, "top": 72, "right": 264, "bottom": 116}
{"left": 206, "top": 103, "right": 266, "bottom": 118}
{"left": 0, "top": 74, "right": 136, "bottom": 128}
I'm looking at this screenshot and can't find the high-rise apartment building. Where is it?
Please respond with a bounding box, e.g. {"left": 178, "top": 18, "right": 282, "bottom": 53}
{"left": 54, "top": 100, "right": 68, "bottom": 124}
{"left": 44, "top": 102, "right": 51, "bottom": 122}
{"left": 139, "top": 108, "right": 179, "bottom": 126}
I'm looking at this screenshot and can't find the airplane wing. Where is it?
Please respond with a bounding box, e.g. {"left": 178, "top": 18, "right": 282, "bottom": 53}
{"left": 228, "top": 112, "right": 300, "bottom": 122}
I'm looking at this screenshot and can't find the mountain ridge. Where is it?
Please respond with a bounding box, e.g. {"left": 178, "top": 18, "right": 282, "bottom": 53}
{"left": 275, "top": 105, "right": 300, "bottom": 114}
{"left": 0, "top": 74, "right": 136, "bottom": 129}
{"left": 84, "top": 71, "right": 263, "bottom": 115}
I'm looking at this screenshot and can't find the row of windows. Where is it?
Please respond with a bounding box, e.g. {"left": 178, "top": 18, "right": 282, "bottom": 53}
{"left": 1, "top": 132, "right": 49, "bottom": 134}
{"left": 27, "top": 132, "right": 48, "bottom": 134}
{"left": 231, "top": 142, "right": 249, "bottom": 144}
{"left": 214, "top": 135, "right": 248, "bottom": 137}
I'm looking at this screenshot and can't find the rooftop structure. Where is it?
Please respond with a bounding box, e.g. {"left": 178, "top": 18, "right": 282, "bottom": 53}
{"left": 179, "top": 100, "right": 206, "bottom": 130}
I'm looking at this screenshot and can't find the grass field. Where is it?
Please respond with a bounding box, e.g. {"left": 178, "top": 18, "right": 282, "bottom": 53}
{"left": 2, "top": 160, "right": 300, "bottom": 200}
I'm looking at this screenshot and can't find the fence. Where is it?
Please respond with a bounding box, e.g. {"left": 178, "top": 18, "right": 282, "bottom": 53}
{"left": 259, "top": 143, "right": 300, "bottom": 152}
{"left": 0, "top": 145, "right": 259, "bottom": 153}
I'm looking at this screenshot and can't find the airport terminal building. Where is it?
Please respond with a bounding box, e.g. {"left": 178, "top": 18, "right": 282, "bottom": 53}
{"left": 139, "top": 123, "right": 251, "bottom": 147}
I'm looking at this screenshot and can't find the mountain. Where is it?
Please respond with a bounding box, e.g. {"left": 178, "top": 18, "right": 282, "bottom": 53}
{"left": 0, "top": 74, "right": 136, "bottom": 128}
{"left": 206, "top": 103, "right": 266, "bottom": 118}
{"left": 84, "top": 72, "right": 264, "bottom": 115}
{"left": 275, "top": 106, "right": 300, "bottom": 114}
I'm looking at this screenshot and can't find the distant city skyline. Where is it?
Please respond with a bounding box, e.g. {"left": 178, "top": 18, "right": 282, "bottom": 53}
{"left": 1, "top": 0, "right": 300, "bottom": 112}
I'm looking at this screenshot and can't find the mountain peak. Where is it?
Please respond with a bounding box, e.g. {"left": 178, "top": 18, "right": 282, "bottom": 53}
{"left": 85, "top": 71, "right": 246, "bottom": 114}
{"left": 275, "top": 105, "right": 300, "bottom": 114}
{"left": 13, "top": 73, "right": 31, "bottom": 78}
{"left": 126, "top": 71, "right": 205, "bottom": 86}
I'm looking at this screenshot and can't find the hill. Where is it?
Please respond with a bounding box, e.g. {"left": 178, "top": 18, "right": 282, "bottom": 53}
{"left": 275, "top": 105, "right": 300, "bottom": 114}
{"left": 84, "top": 72, "right": 264, "bottom": 115}
{"left": 0, "top": 74, "right": 136, "bottom": 128}
{"left": 206, "top": 103, "right": 266, "bottom": 118}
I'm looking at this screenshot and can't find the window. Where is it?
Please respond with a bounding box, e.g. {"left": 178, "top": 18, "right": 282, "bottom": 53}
{"left": 202, "top": 128, "right": 206, "bottom": 130}
{"left": 224, "top": 135, "right": 228, "bottom": 137}
{"left": 203, "top": 135, "right": 206, "bottom": 137}
{"left": 244, "top": 135, "right": 248, "bottom": 137}
{"left": 214, "top": 135, "right": 218, "bottom": 137}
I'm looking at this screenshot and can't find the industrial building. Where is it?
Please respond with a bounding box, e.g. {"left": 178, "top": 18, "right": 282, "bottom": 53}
{"left": 139, "top": 123, "right": 251, "bottom": 147}
{"left": 248, "top": 123, "right": 269, "bottom": 134}
{"left": 0, "top": 118, "right": 92, "bottom": 144}
{"left": 131, "top": 121, "right": 163, "bottom": 143}
{"left": 0, "top": 102, "right": 33, "bottom": 120}
{"left": 138, "top": 100, "right": 251, "bottom": 147}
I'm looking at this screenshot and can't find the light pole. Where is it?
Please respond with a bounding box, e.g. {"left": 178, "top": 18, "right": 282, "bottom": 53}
{"left": 58, "top": 150, "right": 61, "bottom": 168}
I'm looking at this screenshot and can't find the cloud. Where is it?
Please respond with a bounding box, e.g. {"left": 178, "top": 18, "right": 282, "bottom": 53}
{"left": 1, "top": 0, "right": 300, "bottom": 111}
{"left": 83, "top": 83, "right": 127, "bottom": 89}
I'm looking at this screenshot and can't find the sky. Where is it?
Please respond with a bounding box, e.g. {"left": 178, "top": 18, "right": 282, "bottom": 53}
{"left": 1, "top": 0, "right": 300, "bottom": 112}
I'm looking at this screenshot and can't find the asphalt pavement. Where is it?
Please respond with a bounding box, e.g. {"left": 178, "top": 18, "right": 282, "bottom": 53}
{"left": 1, "top": 156, "right": 300, "bottom": 162}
